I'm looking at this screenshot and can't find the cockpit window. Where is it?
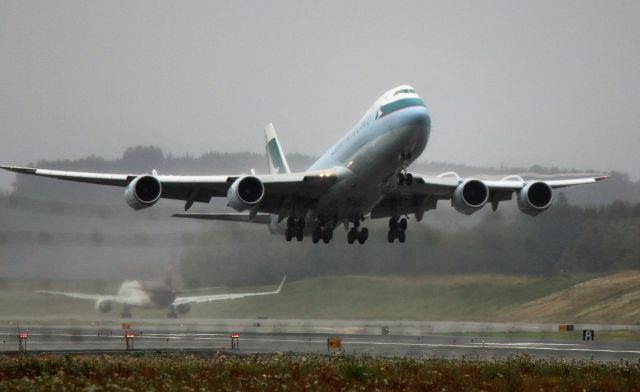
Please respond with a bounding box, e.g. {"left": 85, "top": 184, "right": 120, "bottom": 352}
{"left": 376, "top": 97, "right": 424, "bottom": 119}
{"left": 393, "top": 88, "right": 415, "bottom": 96}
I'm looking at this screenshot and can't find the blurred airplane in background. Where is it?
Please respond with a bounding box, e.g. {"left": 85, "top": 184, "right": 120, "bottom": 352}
{"left": 37, "top": 276, "right": 286, "bottom": 318}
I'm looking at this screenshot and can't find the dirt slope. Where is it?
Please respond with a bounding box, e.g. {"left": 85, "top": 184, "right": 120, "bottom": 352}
{"left": 510, "top": 271, "right": 640, "bottom": 324}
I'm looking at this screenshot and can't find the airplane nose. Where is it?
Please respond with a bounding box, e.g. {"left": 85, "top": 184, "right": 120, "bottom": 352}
{"left": 396, "top": 107, "right": 430, "bottom": 135}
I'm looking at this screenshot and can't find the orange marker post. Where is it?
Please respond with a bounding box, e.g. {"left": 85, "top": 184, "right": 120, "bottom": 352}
{"left": 230, "top": 332, "right": 240, "bottom": 350}
{"left": 125, "top": 331, "right": 135, "bottom": 351}
{"left": 17, "top": 331, "right": 28, "bottom": 353}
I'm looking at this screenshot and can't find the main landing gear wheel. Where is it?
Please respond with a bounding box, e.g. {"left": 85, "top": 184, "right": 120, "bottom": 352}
{"left": 322, "top": 229, "right": 332, "bottom": 244}
{"left": 387, "top": 217, "right": 408, "bottom": 243}
{"left": 285, "top": 217, "right": 306, "bottom": 242}
{"left": 358, "top": 227, "right": 369, "bottom": 244}
{"left": 347, "top": 217, "right": 368, "bottom": 244}
{"left": 347, "top": 227, "right": 369, "bottom": 244}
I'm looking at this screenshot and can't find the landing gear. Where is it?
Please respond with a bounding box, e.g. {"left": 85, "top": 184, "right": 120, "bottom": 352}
{"left": 285, "top": 217, "right": 305, "bottom": 242}
{"left": 346, "top": 218, "right": 369, "bottom": 244}
{"left": 167, "top": 307, "right": 178, "bottom": 318}
{"left": 398, "top": 172, "right": 413, "bottom": 186}
{"left": 312, "top": 224, "right": 333, "bottom": 244}
{"left": 348, "top": 227, "right": 369, "bottom": 244}
{"left": 388, "top": 217, "right": 408, "bottom": 243}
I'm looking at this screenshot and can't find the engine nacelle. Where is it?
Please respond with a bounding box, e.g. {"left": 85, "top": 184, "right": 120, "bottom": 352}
{"left": 125, "top": 175, "right": 162, "bottom": 210}
{"left": 451, "top": 179, "right": 489, "bottom": 215}
{"left": 518, "top": 181, "right": 553, "bottom": 216}
{"left": 95, "top": 299, "right": 112, "bottom": 313}
{"left": 227, "top": 176, "right": 265, "bottom": 211}
{"left": 176, "top": 303, "right": 191, "bottom": 314}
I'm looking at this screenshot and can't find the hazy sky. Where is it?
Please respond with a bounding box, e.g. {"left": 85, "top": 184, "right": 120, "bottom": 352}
{"left": 1, "top": 1, "right": 638, "bottom": 190}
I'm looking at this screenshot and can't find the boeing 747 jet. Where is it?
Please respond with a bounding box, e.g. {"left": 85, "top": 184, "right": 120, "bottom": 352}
{"left": 1, "top": 86, "right": 607, "bottom": 243}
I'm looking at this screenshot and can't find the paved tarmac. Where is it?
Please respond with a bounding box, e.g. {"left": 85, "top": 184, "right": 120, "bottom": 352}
{"left": 2, "top": 320, "right": 640, "bottom": 362}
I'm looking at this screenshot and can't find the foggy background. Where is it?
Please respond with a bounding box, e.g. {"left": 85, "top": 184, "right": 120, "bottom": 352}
{"left": 1, "top": 2, "right": 640, "bottom": 323}
{"left": 1, "top": 0, "right": 639, "bottom": 193}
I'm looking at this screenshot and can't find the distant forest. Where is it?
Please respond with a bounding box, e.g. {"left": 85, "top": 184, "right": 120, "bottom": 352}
{"left": 1, "top": 146, "right": 638, "bottom": 284}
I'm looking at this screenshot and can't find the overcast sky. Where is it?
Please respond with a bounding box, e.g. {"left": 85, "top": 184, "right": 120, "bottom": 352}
{"left": 1, "top": 1, "right": 638, "bottom": 190}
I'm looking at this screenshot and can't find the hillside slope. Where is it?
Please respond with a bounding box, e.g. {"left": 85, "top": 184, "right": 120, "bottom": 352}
{"left": 510, "top": 271, "right": 640, "bottom": 324}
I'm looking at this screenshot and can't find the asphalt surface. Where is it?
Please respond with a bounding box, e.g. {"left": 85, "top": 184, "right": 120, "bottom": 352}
{"left": 2, "top": 321, "right": 640, "bottom": 361}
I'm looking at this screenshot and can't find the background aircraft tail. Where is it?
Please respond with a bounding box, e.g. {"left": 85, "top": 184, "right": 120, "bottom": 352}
{"left": 264, "top": 123, "right": 291, "bottom": 174}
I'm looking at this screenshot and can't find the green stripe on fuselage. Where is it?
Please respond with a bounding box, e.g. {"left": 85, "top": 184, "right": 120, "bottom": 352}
{"left": 377, "top": 97, "right": 425, "bottom": 119}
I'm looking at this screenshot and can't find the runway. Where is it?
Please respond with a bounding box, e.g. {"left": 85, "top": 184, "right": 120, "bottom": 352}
{"left": 2, "top": 320, "right": 640, "bottom": 361}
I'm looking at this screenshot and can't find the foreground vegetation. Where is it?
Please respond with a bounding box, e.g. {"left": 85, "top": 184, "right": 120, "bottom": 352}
{"left": 1, "top": 352, "right": 639, "bottom": 391}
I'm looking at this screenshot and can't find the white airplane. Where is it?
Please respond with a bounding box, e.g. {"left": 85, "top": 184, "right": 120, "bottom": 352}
{"left": 37, "top": 276, "right": 286, "bottom": 318}
{"left": 1, "top": 85, "right": 607, "bottom": 243}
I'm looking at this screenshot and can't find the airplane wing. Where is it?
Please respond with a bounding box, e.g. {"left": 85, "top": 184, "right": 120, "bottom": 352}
{"left": 36, "top": 290, "right": 117, "bottom": 302}
{"left": 173, "top": 276, "right": 286, "bottom": 305}
{"left": 371, "top": 172, "right": 608, "bottom": 218}
{"left": 0, "top": 166, "right": 337, "bottom": 214}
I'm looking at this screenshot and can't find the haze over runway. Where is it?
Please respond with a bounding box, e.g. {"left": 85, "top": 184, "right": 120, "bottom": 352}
{"left": 1, "top": 0, "right": 639, "bottom": 192}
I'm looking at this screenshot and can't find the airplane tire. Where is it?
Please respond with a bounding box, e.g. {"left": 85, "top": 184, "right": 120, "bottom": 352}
{"left": 359, "top": 228, "right": 368, "bottom": 244}
{"left": 399, "top": 218, "right": 408, "bottom": 231}
{"left": 296, "top": 228, "right": 304, "bottom": 241}
{"left": 312, "top": 230, "right": 320, "bottom": 244}
{"left": 406, "top": 173, "right": 413, "bottom": 185}
{"left": 347, "top": 229, "right": 355, "bottom": 244}
{"left": 323, "top": 230, "right": 332, "bottom": 244}
{"left": 398, "top": 173, "right": 405, "bottom": 186}
{"left": 285, "top": 229, "right": 293, "bottom": 242}
{"left": 389, "top": 218, "right": 398, "bottom": 230}
{"left": 398, "top": 230, "right": 406, "bottom": 243}
{"left": 387, "top": 230, "right": 395, "bottom": 243}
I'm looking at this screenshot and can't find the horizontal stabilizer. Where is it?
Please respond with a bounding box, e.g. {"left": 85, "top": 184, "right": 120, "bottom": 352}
{"left": 172, "top": 212, "right": 272, "bottom": 224}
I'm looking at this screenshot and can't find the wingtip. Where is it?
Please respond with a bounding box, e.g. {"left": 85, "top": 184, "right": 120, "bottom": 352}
{"left": 595, "top": 175, "right": 609, "bottom": 181}
{"left": 0, "top": 165, "right": 36, "bottom": 174}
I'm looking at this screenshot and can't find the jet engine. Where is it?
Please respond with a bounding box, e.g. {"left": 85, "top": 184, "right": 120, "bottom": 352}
{"left": 95, "top": 299, "right": 112, "bottom": 313}
{"left": 518, "top": 181, "right": 553, "bottom": 216}
{"left": 176, "top": 303, "right": 191, "bottom": 314}
{"left": 451, "top": 179, "right": 489, "bottom": 215}
{"left": 125, "top": 175, "right": 162, "bottom": 210}
{"left": 227, "top": 176, "right": 265, "bottom": 211}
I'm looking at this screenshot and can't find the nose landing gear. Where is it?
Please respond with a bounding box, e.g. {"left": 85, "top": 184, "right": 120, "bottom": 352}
{"left": 398, "top": 172, "right": 413, "bottom": 186}
{"left": 388, "top": 217, "right": 408, "bottom": 243}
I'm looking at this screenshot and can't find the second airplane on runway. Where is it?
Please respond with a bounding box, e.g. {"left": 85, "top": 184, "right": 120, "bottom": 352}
{"left": 1, "top": 86, "right": 606, "bottom": 243}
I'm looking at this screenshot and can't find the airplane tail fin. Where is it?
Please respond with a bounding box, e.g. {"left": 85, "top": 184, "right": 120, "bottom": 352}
{"left": 264, "top": 123, "right": 291, "bottom": 174}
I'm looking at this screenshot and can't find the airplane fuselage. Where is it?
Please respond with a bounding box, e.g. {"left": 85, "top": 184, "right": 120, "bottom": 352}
{"left": 117, "top": 280, "right": 176, "bottom": 308}
{"left": 276, "top": 87, "right": 431, "bottom": 230}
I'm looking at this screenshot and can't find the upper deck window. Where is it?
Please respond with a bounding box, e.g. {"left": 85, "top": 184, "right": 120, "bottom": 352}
{"left": 393, "top": 88, "right": 415, "bottom": 96}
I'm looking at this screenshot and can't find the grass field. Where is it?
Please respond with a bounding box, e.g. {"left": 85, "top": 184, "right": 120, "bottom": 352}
{"left": 1, "top": 352, "right": 639, "bottom": 391}
{"left": 4, "top": 272, "right": 640, "bottom": 323}
{"left": 0, "top": 274, "right": 589, "bottom": 322}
